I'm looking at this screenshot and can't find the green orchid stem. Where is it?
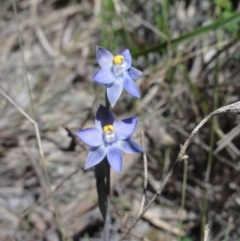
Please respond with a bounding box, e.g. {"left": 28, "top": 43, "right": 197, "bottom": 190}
{"left": 104, "top": 91, "right": 111, "bottom": 241}
{"left": 105, "top": 90, "right": 111, "bottom": 197}
{"left": 104, "top": 159, "right": 111, "bottom": 241}
{"left": 105, "top": 91, "right": 111, "bottom": 109}
{"left": 106, "top": 158, "right": 111, "bottom": 197}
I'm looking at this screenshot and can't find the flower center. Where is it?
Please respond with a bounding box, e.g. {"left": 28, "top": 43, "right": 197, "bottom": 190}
{"left": 103, "top": 124, "right": 115, "bottom": 143}
{"left": 112, "top": 55, "right": 124, "bottom": 76}
{"left": 113, "top": 55, "right": 124, "bottom": 65}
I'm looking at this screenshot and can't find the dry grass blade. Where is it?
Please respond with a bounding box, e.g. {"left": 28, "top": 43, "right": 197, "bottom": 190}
{"left": 0, "top": 88, "right": 42, "bottom": 156}
{"left": 143, "top": 211, "right": 186, "bottom": 237}
{"left": 214, "top": 123, "right": 240, "bottom": 155}
{"left": 137, "top": 131, "right": 148, "bottom": 217}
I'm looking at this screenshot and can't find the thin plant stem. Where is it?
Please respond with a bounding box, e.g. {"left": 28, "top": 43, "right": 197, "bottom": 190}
{"left": 103, "top": 160, "right": 111, "bottom": 241}
{"left": 105, "top": 91, "right": 111, "bottom": 109}
{"left": 201, "top": 116, "right": 215, "bottom": 239}
{"left": 106, "top": 160, "right": 111, "bottom": 198}
{"left": 12, "top": 0, "right": 36, "bottom": 119}
{"left": 201, "top": 27, "right": 221, "bottom": 239}
{"left": 223, "top": 217, "right": 233, "bottom": 241}
{"left": 103, "top": 91, "right": 111, "bottom": 241}
{"left": 178, "top": 157, "right": 188, "bottom": 240}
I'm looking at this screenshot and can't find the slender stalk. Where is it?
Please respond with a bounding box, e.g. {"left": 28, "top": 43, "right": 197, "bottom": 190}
{"left": 105, "top": 91, "right": 111, "bottom": 109}
{"left": 103, "top": 160, "right": 111, "bottom": 241}
{"left": 201, "top": 26, "right": 221, "bottom": 239}
{"left": 178, "top": 157, "right": 188, "bottom": 240}
{"left": 12, "top": 0, "right": 36, "bottom": 120}
{"left": 103, "top": 91, "right": 111, "bottom": 241}
{"left": 106, "top": 160, "right": 111, "bottom": 197}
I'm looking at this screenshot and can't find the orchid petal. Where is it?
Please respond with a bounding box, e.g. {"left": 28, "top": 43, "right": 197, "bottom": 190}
{"left": 93, "top": 69, "right": 116, "bottom": 84}
{"left": 118, "top": 139, "right": 143, "bottom": 154}
{"left": 76, "top": 128, "right": 103, "bottom": 147}
{"left": 119, "top": 49, "right": 132, "bottom": 69}
{"left": 122, "top": 73, "right": 140, "bottom": 98}
{"left": 107, "top": 79, "right": 123, "bottom": 107}
{"left": 107, "top": 146, "right": 122, "bottom": 173}
{"left": 96, "top": 46, "right": 114, "bottom": 69}
{"left": 128, "top": 67, "right": 142, "bottom": 79}
{"left": 85, "top": 145, "right": 107, "bottom": 169}
{"left": 115, "top": 117, "right": 138, "bottom": 140}
{"left": 95, "top": 104, "right": 115, "bottom": 130}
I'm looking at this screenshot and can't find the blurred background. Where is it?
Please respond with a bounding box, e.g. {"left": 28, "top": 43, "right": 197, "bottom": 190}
{"left": 1, "top": 0, "right": 240, "bottom": 240}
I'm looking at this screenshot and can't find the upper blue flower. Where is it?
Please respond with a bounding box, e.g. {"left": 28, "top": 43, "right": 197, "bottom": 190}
{"left": 93, "top": 46, "right": 143, "bottom": 106}
{"left": 76, "top": 105, "right": 143, "bottom": 173}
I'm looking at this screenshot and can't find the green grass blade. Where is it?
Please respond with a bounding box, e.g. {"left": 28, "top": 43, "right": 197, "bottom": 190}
{"left": 133, "top": 12, "right": 240, "bottom": 57}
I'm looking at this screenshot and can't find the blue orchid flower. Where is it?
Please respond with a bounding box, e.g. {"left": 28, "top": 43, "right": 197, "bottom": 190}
{"left": 93, "top": 46, "right": 143, "bottom": 106}
{"left": 76, "top": 105, "right": 143, "bottom": 173}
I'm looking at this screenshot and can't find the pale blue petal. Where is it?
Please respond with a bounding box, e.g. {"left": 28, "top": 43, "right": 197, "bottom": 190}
{"left": 85, "top": 145, "right": 107, "bottom": 169}
{"left": 95, "top": 104, "right": 115, "bottom": 130}
{"left": 119, "top": 49, "right": 132, "bottom": 69}
{"left": 96, "top": 46, "right": 114, "bottom": 69}
{"left": 115, "top": 117, "right": 138, "bottom": 140}
{"left": 107, "top": 146, "right": 122, "bottom": 173}
{"left": 128, "top": 67, "right": 142, "bottom": 79}
{"left": 93, "top": 69, "right": 116, "bottom": 84}
{"left": 76, "top": 128, "right": 103, "bottom": 147}
{"left": 118, "top": 139, "right": 143, "bottom": 154}
{"left": 122, "top": 73, "right": 140, "bottom": 98}
{"left": 107, "top": 79, "right": 123, "bottom": 107}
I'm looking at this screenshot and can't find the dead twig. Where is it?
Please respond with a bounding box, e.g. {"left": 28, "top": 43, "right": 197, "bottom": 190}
{"left": 204, "top": 225, "right": 209, "bottom": 241}
{"left": 137, "top": 131, "right": 148, "bottom": 217}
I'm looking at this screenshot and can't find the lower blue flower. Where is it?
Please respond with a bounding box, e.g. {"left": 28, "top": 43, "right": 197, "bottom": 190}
{"left": 76, "top": 105, "right": 143, "bottom": 173}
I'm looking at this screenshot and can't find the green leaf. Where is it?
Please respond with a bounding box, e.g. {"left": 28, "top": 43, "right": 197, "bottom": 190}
{"left": 179, "top": 238, "right": 193, "bottom": 241}
{"left": 133, "top": 12, "right": 240, "bottom": 57}
{"left": 96, "top": 179, "right": 107, "bottom": 220}
{"left": 95, "top": 160, "right": 107, "bottom": 221}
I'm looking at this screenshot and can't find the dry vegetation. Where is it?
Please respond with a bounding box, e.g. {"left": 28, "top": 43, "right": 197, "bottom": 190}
{"left": 1, "top": 0, "right": 240, "bottom": 240}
